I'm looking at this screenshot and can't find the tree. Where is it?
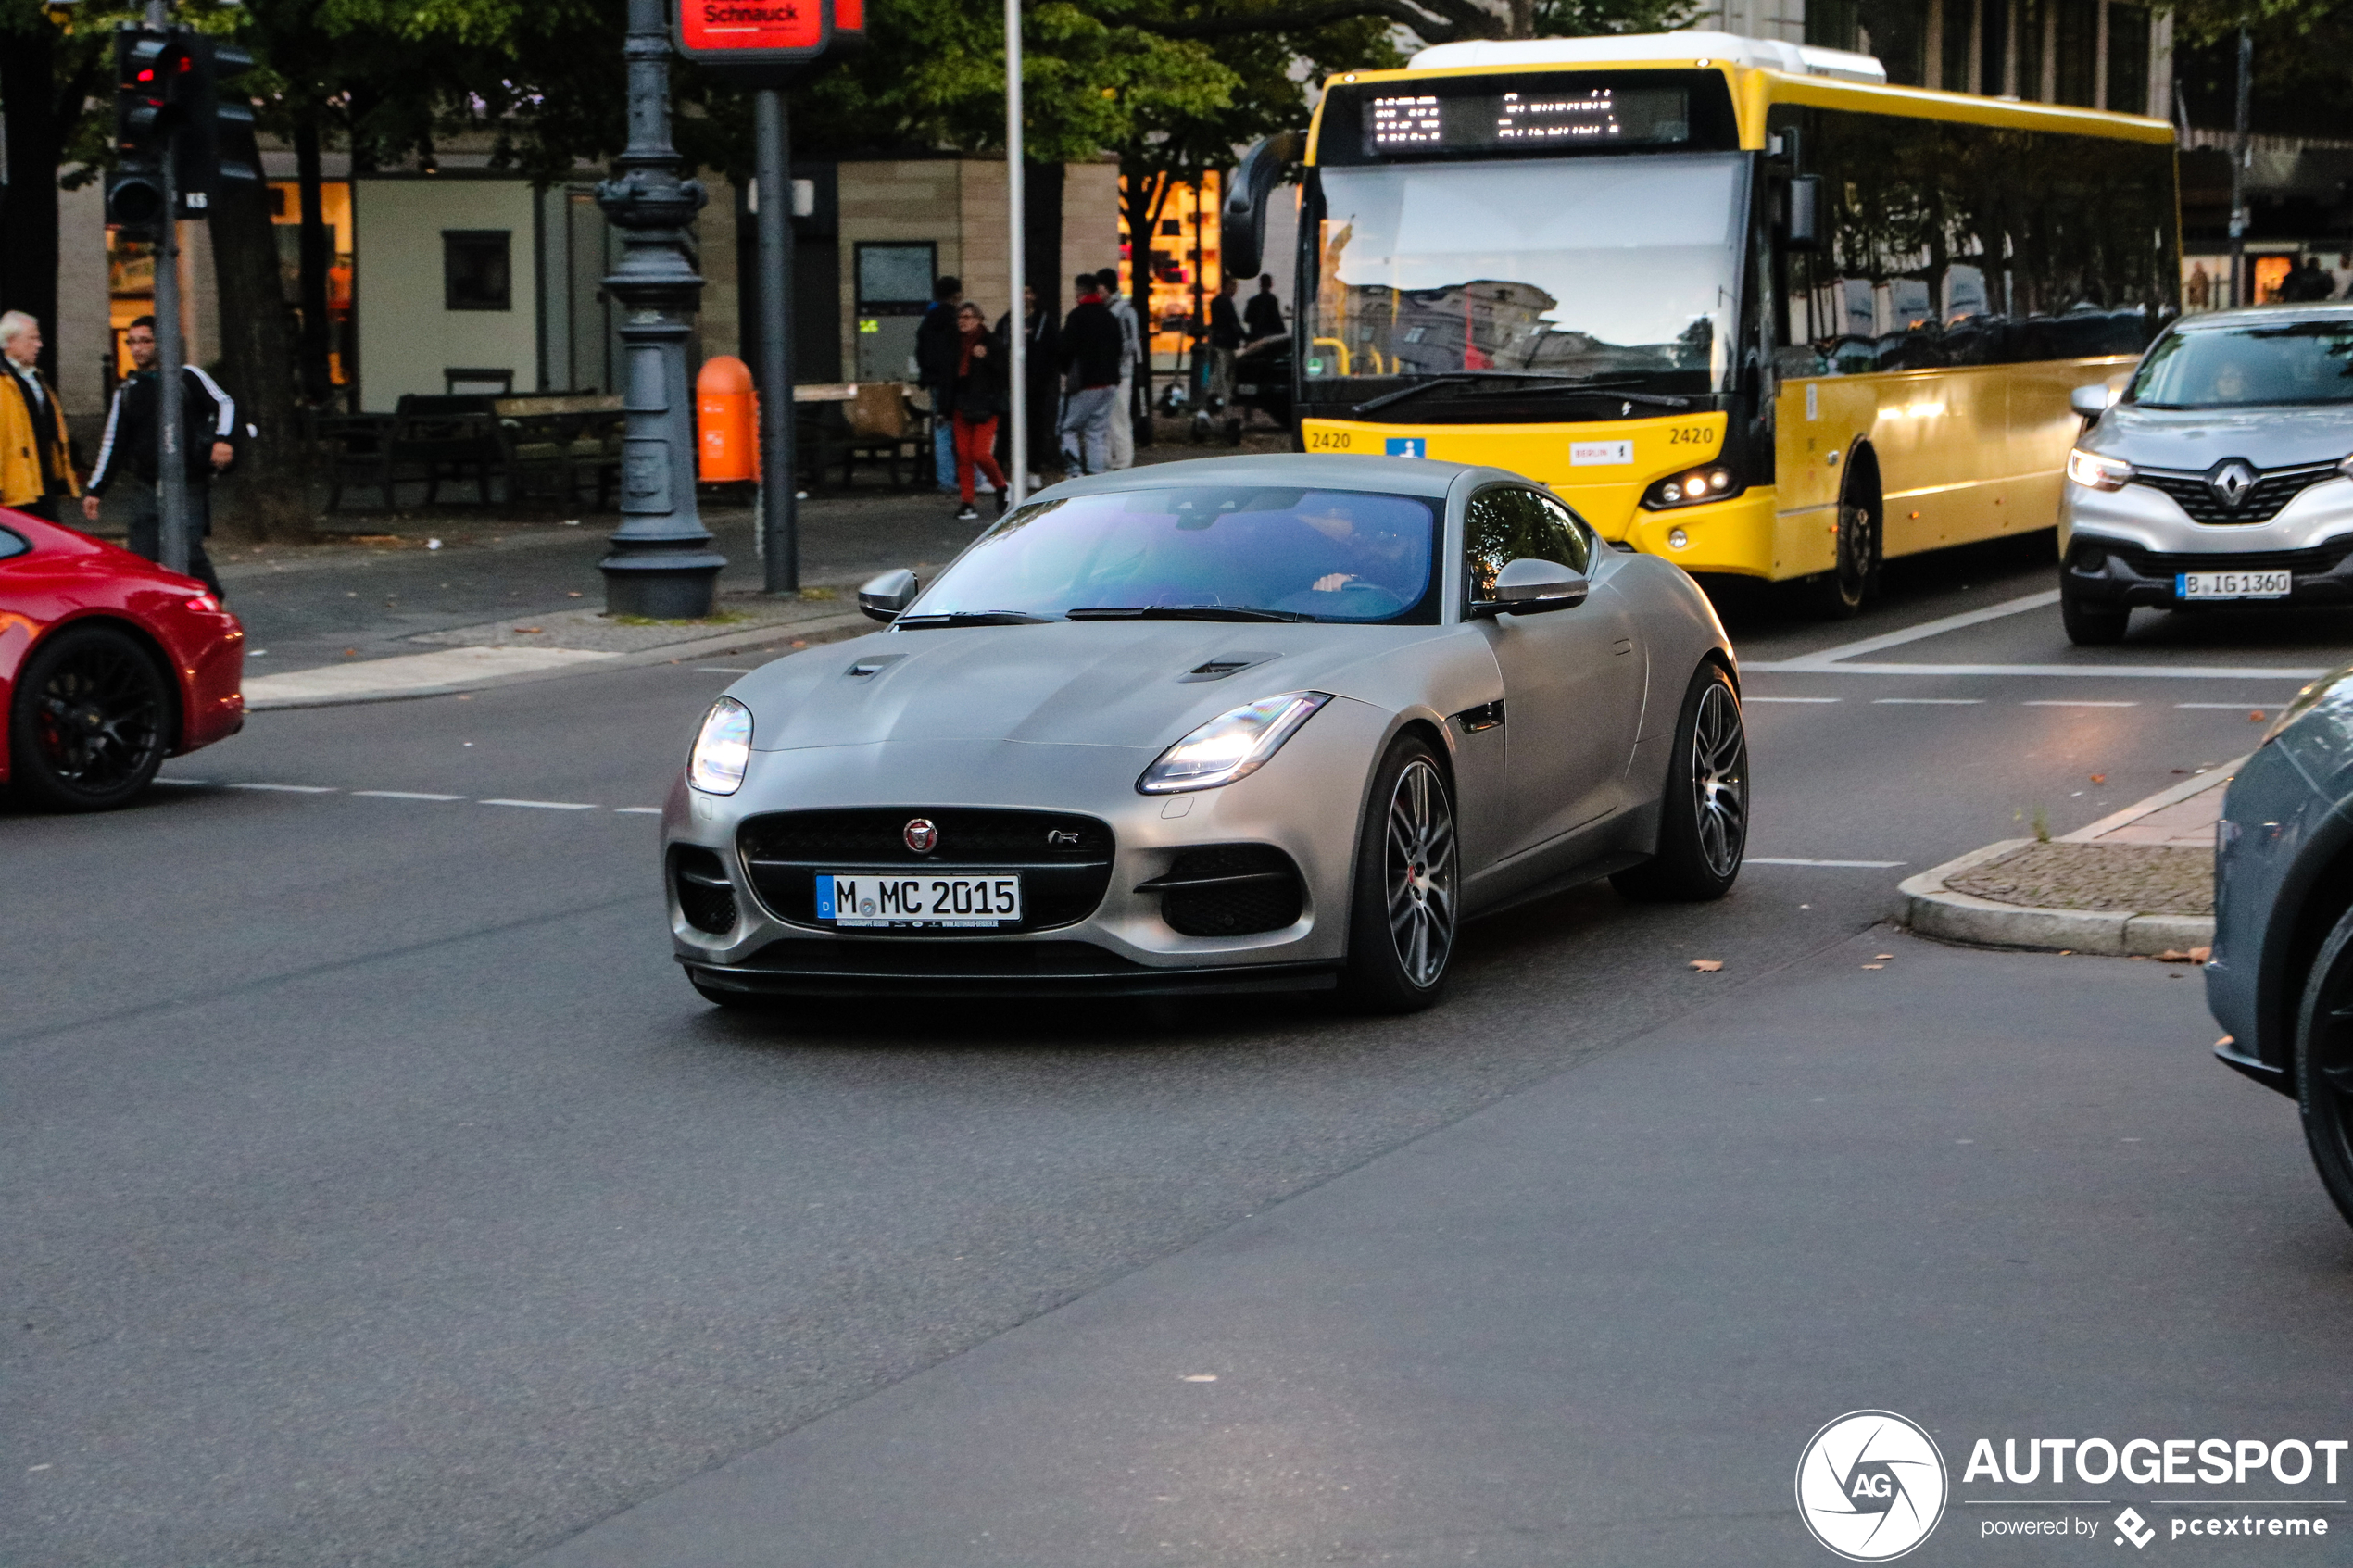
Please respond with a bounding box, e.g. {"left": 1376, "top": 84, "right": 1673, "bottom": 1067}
{"left": 1, "top": 0, "right": 110, "bottom": 388}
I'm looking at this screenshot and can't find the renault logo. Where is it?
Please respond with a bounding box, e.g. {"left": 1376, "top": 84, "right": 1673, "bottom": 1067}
{"left": 902, "top": 818, "right": 939, "bottom": 853}
{"left": 2208, "top": 458, "right": 2259, "bottom": 508}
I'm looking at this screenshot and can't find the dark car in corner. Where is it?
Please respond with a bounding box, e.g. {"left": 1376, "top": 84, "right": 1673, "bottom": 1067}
{"left": 2208, "top": 661, "right": 2353, "bottom": 1222}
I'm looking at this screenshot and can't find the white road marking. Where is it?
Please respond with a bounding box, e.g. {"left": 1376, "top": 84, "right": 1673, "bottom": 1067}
{"left": 351, "top": 790, "right": 464, "bottom": 801}
{"left": 2023, "top": 699, "right": 2138, "bottom": 708}
{"left": 479, "top": 798, "right": 598, "bottom": 810}
{"left": 229, "top": 783, "right": 336, "bottom": 793}
{"left": 1758, "top": 590, "right": 2060, "bottom": 670}
{"left": 1745, "top": 696, "right": 1841, "bottom": 703}
{"left": 1874, "top": 697, "right": 1983, "bottom": 705}
{"left": 1744, "top": 659, "right": 2328, "bottom": 679}
{"left": 154, "top": 777, "right": 210, "bottom": 786}
{"left": 696, "top": 667, "right": 756, "bottom": 674}
{"left": 1747, "top": 857, "right": 1906, "bottom": 868}
{"left": 2176, "top": 701, "right": 2271, "bottom": 709}
{"left": 613, "top": 807, "right": 664, "bottom": 814}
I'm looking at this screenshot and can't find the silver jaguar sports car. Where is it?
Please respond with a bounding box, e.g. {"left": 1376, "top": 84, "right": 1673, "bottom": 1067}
{"left": 661, "top": 454, "right": 1746, "bottom": 1011}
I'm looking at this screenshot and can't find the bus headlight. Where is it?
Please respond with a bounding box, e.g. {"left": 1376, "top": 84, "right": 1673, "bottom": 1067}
{"left": 2066, "top": 448, "right": 2133, "bottom": 491}
{"left": 1642, "top": 465, "right": 1741, "bottom": 509}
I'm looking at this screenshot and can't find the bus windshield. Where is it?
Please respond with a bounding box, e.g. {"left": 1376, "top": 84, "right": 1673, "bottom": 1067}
{"left": 2129, "top": 318, "right": 2353, "bottom": 408}
{"left": 1307, "top": 152, "right": 1746, "bottom": 391}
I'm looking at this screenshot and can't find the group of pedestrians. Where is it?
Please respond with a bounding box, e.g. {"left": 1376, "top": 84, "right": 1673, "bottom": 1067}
{"left": 919, "top": 268, "right": 1275, "bottom": 521}
{"left": 1, "top": 307, "right": 238, "bottom": 595}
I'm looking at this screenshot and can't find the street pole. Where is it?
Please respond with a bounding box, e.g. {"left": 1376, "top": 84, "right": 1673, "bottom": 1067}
{"left": 145, "top": 0, "right": 190, "bottom": 576}
{"left": 596, "top": 0, "right": 726, "bottom": 619}
{"left": 1005, "top": 0, "right": 1026, "bottom": 508}
{"left": 2229, "top": 22, "right": 2251, "bottom": 307}
{"left": 753, "top": 87, "right": 797, "bottom": 593}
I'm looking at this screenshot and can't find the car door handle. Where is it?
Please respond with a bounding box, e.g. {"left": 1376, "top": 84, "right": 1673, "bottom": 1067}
{"left": 1613, "top": 638, "right": 1634, "bottom": 656}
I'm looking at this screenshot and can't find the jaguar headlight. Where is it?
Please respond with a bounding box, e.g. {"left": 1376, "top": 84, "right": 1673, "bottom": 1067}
{"left": 687, "top": 696, "right": 753, "bottom": 794}
{"left": 2066, "top": 447, "right": 2133, "bottom": 491}
{"left": 1139, "top": 692, "right": 1331, "bottom": 794}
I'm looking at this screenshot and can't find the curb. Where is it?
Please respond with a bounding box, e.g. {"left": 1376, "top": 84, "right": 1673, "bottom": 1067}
{"left": 243, "top": 610, "right": 874, "bottom": 711}
{"left": 1899, "top": 838, "right": 2215, "bottom": 956}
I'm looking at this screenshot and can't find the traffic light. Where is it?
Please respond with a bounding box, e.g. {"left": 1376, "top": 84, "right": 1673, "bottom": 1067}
{"left": 177, "top": 36, "right": 261, "bottom": 215}
{"left": 107, "top": 27, "right": 187, "bottom": 232}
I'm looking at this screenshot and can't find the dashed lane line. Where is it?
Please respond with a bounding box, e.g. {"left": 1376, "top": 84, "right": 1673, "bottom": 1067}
{"left": 1747, "top": 857, "right": 1906, "bottom": 868}
{"left": 1873, "top": 697, "right": 1983, "bottom": 705}
{"left": 1747, "top": 696, "right": 1841, "bottom": 703}
{"left": 2023, "top": 699, "right": 2138, "bottom": 708}
{"left": 157, "top": 778, "right": 661, "bottom": 814}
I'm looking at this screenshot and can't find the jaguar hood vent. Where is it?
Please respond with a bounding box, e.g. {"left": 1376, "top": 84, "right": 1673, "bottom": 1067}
{"left": 1181, "top": 651, "right": 1279, "bottom": 683}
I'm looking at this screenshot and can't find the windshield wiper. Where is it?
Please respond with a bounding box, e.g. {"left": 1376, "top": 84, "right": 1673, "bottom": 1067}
{"left": 1350, "top": 370, "right": 1690, "bottom": 416}
{"left": 892, "top": 610, "right": 1055, "bottom": 628}
{"left": 1065, "top": 605, "right": 1307, "bottom": 622}
{"left": 1455, "top": 382, "right": 1693, "bottom": 410}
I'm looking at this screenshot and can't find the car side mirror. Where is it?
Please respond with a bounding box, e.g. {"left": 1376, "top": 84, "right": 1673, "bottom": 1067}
{"left": 1784, "top": 175, "right": 1823, "bottom": 251}
{"left": 1471, "top": 558, "right": 1589, "bottom": 618}
{"left": 2070, "top": 383, "right": 2118, "bottom": 420}
{"left": 858, "top": 568, "right": 918, "bottom": 623}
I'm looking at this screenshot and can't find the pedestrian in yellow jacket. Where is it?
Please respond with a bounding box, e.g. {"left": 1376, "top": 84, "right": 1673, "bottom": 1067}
{"left": 1, "top": 311, "right": 81, "bottom": 521}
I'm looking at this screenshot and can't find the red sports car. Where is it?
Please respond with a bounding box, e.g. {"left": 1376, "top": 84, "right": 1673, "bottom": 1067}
{"left": 1, "top": 506, "right": 244, "bottom": 810}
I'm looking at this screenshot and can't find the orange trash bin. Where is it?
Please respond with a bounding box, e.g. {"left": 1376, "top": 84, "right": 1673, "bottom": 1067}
{"left": 697, "top": 355, "right": 760, "bottom": 482}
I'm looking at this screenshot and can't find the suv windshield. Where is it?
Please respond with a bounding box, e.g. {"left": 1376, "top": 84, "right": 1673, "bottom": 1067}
{"left": 2130, "top": 318, "right": 2353, "bottom": 408}
{"left": 906, "top": 487, "right": 1440, "bottom": 624}
{"left": 1307, "top": 153, "right": 1746, "bottom": 392}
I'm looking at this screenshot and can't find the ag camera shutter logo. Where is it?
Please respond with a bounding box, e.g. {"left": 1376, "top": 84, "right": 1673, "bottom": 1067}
{"left": 1796, "top": 1411, "right": 1948, "bottom": 1561}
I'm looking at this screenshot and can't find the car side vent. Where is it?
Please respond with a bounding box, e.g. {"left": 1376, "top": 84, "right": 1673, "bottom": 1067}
{"left": 672, "top": 846, "right": 738, "bottom": 935}
{"left": 1181, "top": 651, "right": 1278, "bottom": 683}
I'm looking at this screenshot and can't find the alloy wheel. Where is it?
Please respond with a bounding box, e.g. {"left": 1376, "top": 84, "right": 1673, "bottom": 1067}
{"left": 31, "top": 640, "right": 164, "bottom": 797}
{"left": 1385, "top": 756, "right": 1457, "bottom": 988}
{"left": 1691, "top": 682, "right": 1748, "bottom": 879}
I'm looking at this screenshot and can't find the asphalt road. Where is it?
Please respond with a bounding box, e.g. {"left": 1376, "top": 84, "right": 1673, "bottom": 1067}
{"left": 6, "top": 525, "right": 2351, "bottom": 1567}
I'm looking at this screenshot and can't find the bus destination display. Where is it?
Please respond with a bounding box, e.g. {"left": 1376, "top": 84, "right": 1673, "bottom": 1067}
{"left": 1364, "top": 85, "right": 1691, "bottom": 155}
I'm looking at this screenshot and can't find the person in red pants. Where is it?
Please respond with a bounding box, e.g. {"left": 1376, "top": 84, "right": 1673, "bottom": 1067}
{"left": 950, "top": 301, "right": 1010, "bottom": 521}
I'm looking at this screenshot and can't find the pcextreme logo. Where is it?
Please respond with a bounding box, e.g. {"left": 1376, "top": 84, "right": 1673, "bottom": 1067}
{"left": 1797, "top": 1411, "right": 1951, "bottom": 1562}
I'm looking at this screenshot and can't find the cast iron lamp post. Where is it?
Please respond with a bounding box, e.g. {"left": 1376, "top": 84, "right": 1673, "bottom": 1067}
{"left": 597, "top": 0, "right": 727, "bottom": 618}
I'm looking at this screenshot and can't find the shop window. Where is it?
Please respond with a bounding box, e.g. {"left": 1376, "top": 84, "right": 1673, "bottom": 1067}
{"left": 444, "top": 231, "right": 512, "bottom": 312}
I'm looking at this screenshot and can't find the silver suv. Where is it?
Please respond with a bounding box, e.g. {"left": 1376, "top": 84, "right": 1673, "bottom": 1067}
{"left": 2058, "top": 304, "right": 2353, "bottom": 645}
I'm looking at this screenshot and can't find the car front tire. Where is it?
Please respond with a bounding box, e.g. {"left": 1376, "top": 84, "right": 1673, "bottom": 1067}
{"left": 2293, "top": 904, "right": 2353, "bottom": 1230}
{"left": 8, "top": 623, "right": 172, "bottom": 812}
{"left": 1338, "top": 733, "right": 1458, "bottom": 1013}
{"left": 1612, "top": 661, "right": 1748, "bottom": 903}
{"left": 2059, "top": 574, "right": 2131, "bottom": 646}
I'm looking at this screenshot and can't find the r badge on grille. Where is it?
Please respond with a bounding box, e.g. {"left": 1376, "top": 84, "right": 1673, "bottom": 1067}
{"left": 903, "top": 818, "right": 939, "bottom": 853}
{"left": 2208, "top": 458, "right": 2259, "bottom": 508}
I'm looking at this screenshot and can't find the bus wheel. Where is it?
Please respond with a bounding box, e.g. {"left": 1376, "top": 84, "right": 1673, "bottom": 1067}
{"left": 1807, "top": 467, "right": 1881, "bottom": 619}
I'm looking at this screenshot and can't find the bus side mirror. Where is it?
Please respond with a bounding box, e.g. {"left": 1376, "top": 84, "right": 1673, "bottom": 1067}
{"left": 1223, "top": 131, "right": 1305, "bottom": 279}
{"left": 1785, "top": 175, "right": 1823, "bottom": 251}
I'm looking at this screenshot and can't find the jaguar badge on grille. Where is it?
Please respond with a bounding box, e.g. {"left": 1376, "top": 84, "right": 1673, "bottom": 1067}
{"left": 903, "top": 818, "right": 939, "bottom": 854}
{"left": 2209, "top": 458, "right": 2259, "bottom": 509}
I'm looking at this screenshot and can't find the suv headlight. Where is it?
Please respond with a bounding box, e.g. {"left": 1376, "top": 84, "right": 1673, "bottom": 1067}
{"left": 1139, "top": 692, "right": 1331, "bottom": 794}
{"left": 2066, "top": 447, "right": 2133, "bottom": 491}
{"left": 688, "top": 696, "right": 753, "bottom": 794}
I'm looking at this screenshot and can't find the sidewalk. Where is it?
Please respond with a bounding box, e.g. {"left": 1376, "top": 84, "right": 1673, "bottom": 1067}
{"left": 1900, "top": 759, "right": 2236, "bottom": 955}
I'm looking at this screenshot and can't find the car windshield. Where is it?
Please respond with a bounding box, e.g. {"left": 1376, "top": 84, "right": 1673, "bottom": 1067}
{"left": 1306, "top": 153, "right": 1745, "bottom": 391}
{"left": 905, "top": 486, "right": 1441, "bottom": 624}
{"left": 2129, "top": 319, "right": 2353, "bottom": 408}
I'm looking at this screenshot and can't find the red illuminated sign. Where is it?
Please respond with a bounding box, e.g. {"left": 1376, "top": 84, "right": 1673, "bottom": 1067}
{"left": 674, "top": 0, "right": 862, "bottom": 79}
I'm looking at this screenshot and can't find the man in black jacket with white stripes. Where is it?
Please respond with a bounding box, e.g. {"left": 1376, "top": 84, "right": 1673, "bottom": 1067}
{"left": 82, "top": 315, "right": 235, "bottom": 596}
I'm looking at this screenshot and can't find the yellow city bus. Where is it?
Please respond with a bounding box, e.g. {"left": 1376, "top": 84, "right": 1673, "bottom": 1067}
{"left": 1225, "top": 31, "right": 2180, "bottom": 612}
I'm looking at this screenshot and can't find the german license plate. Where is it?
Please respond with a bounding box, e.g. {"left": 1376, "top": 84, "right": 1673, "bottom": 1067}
{"left": 816, "top": 872, "right": 1022, "bottom": 928}
{"left": 2178, "top": 569, "right": 2291, "bottom": 600}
